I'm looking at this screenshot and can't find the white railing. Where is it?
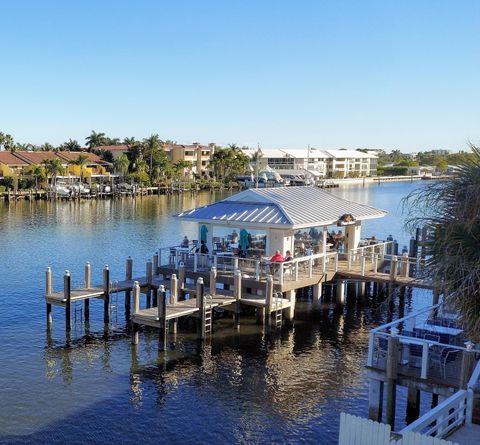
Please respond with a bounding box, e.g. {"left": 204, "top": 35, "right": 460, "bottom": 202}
{"left": 366, "top": 303, "right": 475, "bottom": 384}
{"left": 399, "top": 389, "right": 471, "bottom": 439}
{"left": 278, "top": 252, "right": 338, "bottom": 285}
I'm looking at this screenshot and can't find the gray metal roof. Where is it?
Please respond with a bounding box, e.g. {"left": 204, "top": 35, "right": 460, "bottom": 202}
{"left": 177, "top": 186, "right": 386, "bottom": 228}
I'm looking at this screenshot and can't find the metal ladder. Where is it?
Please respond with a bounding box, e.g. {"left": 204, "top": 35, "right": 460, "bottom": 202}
{"left": 204, "top": 293, "right": 213, "bottom": 335}
{"left": 273, "top": 291, "right": 283, "bottom": 330}
{"left": 109, "top": 280, "right": 119, "bottom": 324}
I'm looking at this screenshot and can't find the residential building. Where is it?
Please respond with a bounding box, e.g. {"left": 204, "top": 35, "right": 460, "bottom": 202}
{"left": 243, "top": 148, "right": 377, "bottom": 178}
{"left": 99, "top": 142, "right": 216, "bottom": 176}
{"left": 0, "top": 151, "right": 111, "bottom": 179}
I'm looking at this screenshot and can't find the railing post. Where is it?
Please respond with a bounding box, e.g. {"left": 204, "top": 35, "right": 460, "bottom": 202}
{"left": 309, "top": 257, "right": 313, "bottom": 278}
{"left": 194, "top": 253, "right": 198, "bottom": 272}
{"left": 466, "top": 389, "right": 474, "bottom": 425}
{"left": 373, "top": 254, "right": 378, "bottom": 273}
{"left": 213, "top": 255, "right": 218, "bottom": 269}
{"left": 361, "top": 254, "right": 366, "bottom": 276}
{"left": 146, "top": 259, "right": 153, "bottom": 308}
{"left": 390, "top": 256, "right": 398, "bottom": 281}
{"left": 178, "top": 262, "right": 185, "bottom": 300}
{"left": 334, "top": 253, "right": 338, "bottom": 272}
{"left": 255, "top": 261, "right": 260, "bottom": 280}
{"left": 233, "top": 257, "right": 239, "bottom": 272}
{"left": 322, "top": 255, "right": 326, "bottom": 273}
{"left": 280, "top": 262, "right": 285, "bottom": 284}
{"left": 386, "top": 335, "right": 399, "bottom": 428}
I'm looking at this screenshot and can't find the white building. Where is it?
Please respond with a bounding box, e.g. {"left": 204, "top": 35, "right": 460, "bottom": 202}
{"left": 243, "top": 148, "right": 377, "bottom": 178}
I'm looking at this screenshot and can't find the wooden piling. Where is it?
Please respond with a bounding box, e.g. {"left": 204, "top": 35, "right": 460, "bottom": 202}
{"left": 312, "top": 282, "right": 322, "bottom": 304}
{"left": 153, "top": 252, "right": 159, "bottom": 276}
{"left": 46, "top": 267, "right": 52, "bottom": 325}
{"left": 64, "top": 270, "right": 71, "bottom": 333}
{"left": 103, "top": 265, "right": 110, "bottom": 324}
{"left": 170, "top": 274, "right": 178, "bottom": 334}
{"left": 285, "top": 289, "right": 296, "bottom": 322}
{"left": 264, "top": 275, "right": 273, "bottom": 334}
{"left": 158, "top": 285, "right": 167, "bottom": 351}
{"left": 406, "top": 387, "right": 421, "bottom": 423}
{"left": 84, "top": 261, "right": 91, "bottom": 321}
{"left": 196, "top": 277, "right": 205, "bottom": 339}
{"left": 131, "top": 281, "right": 140, "bottom": 345}
{"left": 385, "top": 335, "right": 399, "bottom": 428}
{"left": 209, "top": 267, "right": 217, "bottom": 296}
{"left": 178, "top": 263, "right": 185, "bottom": 300}
{"left": 125, "top": 256, "right": 133, "bottom": 311}
{"left": 233, "top": 269, "right": 241, "bottom": 329}
{"left": 368, "top": 379, "right": 384, "bottom": 422}
{"left": 336, "top": 280, "right": 345, "bottom": 305}
{"left": 146, "top": 260, "right": 153, "bottom": 308}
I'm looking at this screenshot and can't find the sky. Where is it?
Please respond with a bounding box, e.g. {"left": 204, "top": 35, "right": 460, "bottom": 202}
{"left": 0, "top": 0, "right": 479, "bottom": 152}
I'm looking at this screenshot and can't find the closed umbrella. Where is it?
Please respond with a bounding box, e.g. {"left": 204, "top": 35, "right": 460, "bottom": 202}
{"left": 239, "top": 229, "right": 249, "bottom": 251}
{"left": 200, "top": 225, "right": 208, "bottom": 244}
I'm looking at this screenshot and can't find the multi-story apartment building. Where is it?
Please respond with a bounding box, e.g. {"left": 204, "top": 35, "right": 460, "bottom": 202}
{"left": 243, "top": 148, "right": 377, "bottom": 178}
{"left": 99, "top": 143, "right": 216, "bottom": 177}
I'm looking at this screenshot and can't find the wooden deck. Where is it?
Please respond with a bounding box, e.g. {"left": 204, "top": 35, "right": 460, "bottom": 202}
{"left": 447, "top": 423, "right": 480, "bottom": 444}
{"left": 45, "top": 287, "right": 105, "bottom": 306}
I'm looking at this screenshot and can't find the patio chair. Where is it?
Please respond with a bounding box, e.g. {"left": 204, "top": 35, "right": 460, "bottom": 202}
{"left": 424, "top": 333, "right": 440, "bottom": 342}
{"left": 408, "top": 344, "right": 423, "bottom": 368}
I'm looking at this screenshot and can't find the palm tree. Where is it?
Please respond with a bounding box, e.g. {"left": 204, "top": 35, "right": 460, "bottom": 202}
{"left": 42, "top": 158, "right": 64, "bottom": 186}
{"left": 61, "top": 139, "right": 81, "bottom": 151}
{"left": 123, "top": 137, "right": 137, "bottom": 148}
{"left": 142, "top": 134, "right": 164, "bottom": 182}
{"left": 404, "top": 144, "right": 480, "bottom": 340}
{"left": 30, "top": 164, "right": 45, "bottom": 189}
{"left": 105, "top": 137, "right": 120, "bottom": 145}
{"left": 2, "top": 134, "right": 15, "bottom": 153}
{"left": 40, "top": 142, "right": 55, "bottom": 152}
{"left": 85, "top": 131, "right": 107, "bottom": 152}
{"left": 113, "top": 154, "right": 130, "bottom": 179}
{"left": 69, "top": 154, "right": 90, "bottom": 183}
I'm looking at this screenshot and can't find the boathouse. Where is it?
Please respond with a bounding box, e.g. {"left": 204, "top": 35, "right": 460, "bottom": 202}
{"left": 177, "top": 186, "right": 387, "bottom": 256}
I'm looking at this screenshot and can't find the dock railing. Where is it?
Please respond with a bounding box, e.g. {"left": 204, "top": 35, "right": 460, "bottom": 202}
{"left": 347, "top": 241, "right": 428, "bottom": 278}
{"left": 367, "top": 304, "right": 477, "bottom": 386}
{"left": 278, "top": 251, "right": 338, "bottom": 285}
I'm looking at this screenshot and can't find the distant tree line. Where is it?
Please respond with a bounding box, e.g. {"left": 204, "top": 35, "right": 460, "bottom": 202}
{"left": 0, "top": 130, "right": 250, "bottom": 186}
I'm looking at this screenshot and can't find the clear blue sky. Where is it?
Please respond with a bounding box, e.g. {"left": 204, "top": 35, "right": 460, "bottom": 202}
{"left": 1, "top": 0, "right": 479, "bottom": 152}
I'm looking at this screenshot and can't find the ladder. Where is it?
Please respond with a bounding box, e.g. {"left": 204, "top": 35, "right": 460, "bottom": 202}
{"left": 204, "top": 293, "right": 213, "bottom": 335}
{"left": 273, "top": 291, "right": 283, "bottom": 330}
{"left": 109, "top": 280, "right": 119, "bottom": 324}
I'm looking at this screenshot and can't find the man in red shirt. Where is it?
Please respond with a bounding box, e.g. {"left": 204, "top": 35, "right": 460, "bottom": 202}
{"left": 271, "top": 250, "right": 285, "bottom": 262}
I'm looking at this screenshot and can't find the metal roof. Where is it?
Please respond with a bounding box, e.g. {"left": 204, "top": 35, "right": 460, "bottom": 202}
{"left": 177, "top": 186, "right": 387, "bottom": 228}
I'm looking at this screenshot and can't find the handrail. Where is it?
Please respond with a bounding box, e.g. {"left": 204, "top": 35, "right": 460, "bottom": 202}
{"left": 467, "top": 358, "right": 480, "bottom": 390}
{"left": 399, "top": 389, "right": 469, "bottom": 439}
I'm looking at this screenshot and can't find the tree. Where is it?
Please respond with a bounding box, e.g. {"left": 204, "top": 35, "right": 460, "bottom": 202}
{"left": 123, "top": 137, "right": 137, "bottom": 147}
{"left": 173, "top": 160, "right": 193, "bottom": 178}
{"left": 85, "top": 131, "right": 107, "bottom": 152}
{"left": 105, "top": 137, "right": 120, "bottom": 145}
{"left": 60, "top": 139, "right": 81, "bottom": 151}
{"left": 0, "top": 133, "right": 16, "bottom": 152}
{"left": 40, "top": 142, "right": 55, "bottom": 152}
{"left": 113, "top": 154, "right": 130, "bottom": 179}
{"left": 29, "top": 164, "right": 45, "bottom": 189}
{"left": 69, "top": 154, "right": 90, "bottom": 183}
{"left": 142, "top": 134, "right": 168, "bottom": 182}
{"left": 42, "top": 158, "right": 65, "bottom": 186}
{"left": 404, "top": 144, "right": 480, "bottom": 340}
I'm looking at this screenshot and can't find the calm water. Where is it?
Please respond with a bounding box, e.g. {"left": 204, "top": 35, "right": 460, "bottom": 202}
{"left": 0, "top": 182, "right": 434, "bottom": 444}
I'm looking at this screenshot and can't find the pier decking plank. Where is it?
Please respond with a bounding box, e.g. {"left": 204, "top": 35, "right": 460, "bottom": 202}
{"left": 45, "top": 287, "right": 104, "bottom": 306}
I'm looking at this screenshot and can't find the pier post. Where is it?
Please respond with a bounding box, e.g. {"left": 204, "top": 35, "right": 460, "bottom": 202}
{"left": 389, "top": 256, "right": 398, "bottom": 281}
{"left": 406, "top": 387, "right": 421, "bottom": 423}
{"left": 170, "top": 274, "right": 178, "bottom": 334}
{"left": 153, "top": 252, "right": 159, "bottom": 276}
{"left": 131, "top": 281, "right": 140, "bottom": 345}
{"left": 209, "top": 267, "right": 217, "bottom": 296}
{"left": 285, "top": 290, "right": 296, "bottom": 322}
{"left": 125, "top": 256, "right": 133, "bottom": 312}
{"left": 432, "top": 286, "right": 440, "bottom": 306}
{"left": 46, "top": 267, "right": 52, "bottom": 325}
{"left": 335, "top": 280, "right": 345, "bottom": 306}
{"left": 312, "top": 282, "right": 322, "bottom": 304}
{"left": 84, "top": 261, "right": 91, "bottom": 321}
{"left": 264, "top": 275, "right": 273, "bottom": 334}
{"left": 146, "top": 260, "right": 153, "bottom": 308}
{"left": 178, "top": 263, "right": 185, "bottom": 300}
{"left": 64, "top": 270, "right": 71, "bottom": 333}
{"left": 368, "top": 379, "right": 384, "bottom": 422}
{"left": 385, "top": 335, "right": 399, "bottom": 428}
{"left": 233, "top": 269, "right": 242, "bottom": 329}
{"left": 460, "top": 350, "right": 476, "bottom": 388}
{"left": 158, "top": 285, "right": 167, "bottom": 351}
{"left": 103, "top": 265, "right": 110, "bottom": 324}
{"left": 196, "top": 278, "right": 205, "bottom": 339}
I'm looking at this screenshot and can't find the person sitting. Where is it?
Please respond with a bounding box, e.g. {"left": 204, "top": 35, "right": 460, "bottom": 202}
{"left": 284, "top": 250, "right": 294, "bottom": 261}
{"left": 181, "top": 236, "right": 189, "bottom": 248}
{"left": 270, "top": 250, "right": 285, "bottom": 262}
{"left": 232, "top": 230, "right": 239, "bottom": 243}
{"left": 200, "top": 240, "right": 209, "bottom": 254}
{"left": 368, "top": 235, "right": 377, "bottom": 245}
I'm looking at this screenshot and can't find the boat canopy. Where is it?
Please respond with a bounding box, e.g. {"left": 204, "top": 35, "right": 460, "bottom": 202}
{"left": 176, "top": 186, "right": 387, "bottom": 229}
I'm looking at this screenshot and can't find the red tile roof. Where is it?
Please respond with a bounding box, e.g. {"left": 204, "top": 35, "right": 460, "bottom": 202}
{"left": 0, "top": 152, "right": 29, "bottom": 166}
{"left": 97, "top": 145, "right": 129, "bottom": 151}
{"left": 13, "top": 151, "right": 60, "bottom": 165}
{"left": 55, "top": 151, "right": 110, "bottom": 165}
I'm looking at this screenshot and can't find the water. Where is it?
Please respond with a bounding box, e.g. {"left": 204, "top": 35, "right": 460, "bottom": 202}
{"left": 0, "top": 182, "right": 433, "bottom": 444}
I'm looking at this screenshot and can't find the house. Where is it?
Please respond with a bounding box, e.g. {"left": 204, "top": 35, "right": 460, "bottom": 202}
{"left": 0, "top": 152, "right": 29, "bottom": 178}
